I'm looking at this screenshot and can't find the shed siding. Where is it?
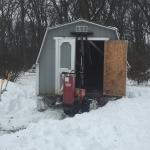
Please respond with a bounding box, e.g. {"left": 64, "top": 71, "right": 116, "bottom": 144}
{"left": 45, "top": 30, "right": 54, "bottom": 94}
{"left": 45, "top": 30, "right": 55, "bottom": 94}
{"left": 38, "top": 20, "right": 118, "bottom": 95}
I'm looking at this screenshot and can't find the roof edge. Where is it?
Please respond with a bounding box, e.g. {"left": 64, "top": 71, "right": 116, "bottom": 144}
{"left": 36, "top": 30, "right": 48, "bottom": 63}
{"left": 46, "top": 19, "right": 117, "bottom": 31}
{"left": 36, "top": 19, "right": 119, "bottom": 63}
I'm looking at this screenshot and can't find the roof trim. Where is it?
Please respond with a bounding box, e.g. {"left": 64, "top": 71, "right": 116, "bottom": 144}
{"left": 36, "top": 29, "right": 48, "bottom": 63}
{"left": 47, "top": 19, "right": 117, "bottom": 31}
{"left": 115, "top": 30, "right": 119, "bottom": 40}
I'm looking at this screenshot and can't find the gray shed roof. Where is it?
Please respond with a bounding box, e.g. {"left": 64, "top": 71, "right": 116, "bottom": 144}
{"left": 46, "top": 19, "right": 118, "bottom": 31}
{"left": 36, "top": 20, "right": 119, "bottom": 63}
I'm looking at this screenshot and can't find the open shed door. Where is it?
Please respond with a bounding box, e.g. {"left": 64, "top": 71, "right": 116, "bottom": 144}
{"left": 103, "top": 40, "right": 127, "bottom": 96}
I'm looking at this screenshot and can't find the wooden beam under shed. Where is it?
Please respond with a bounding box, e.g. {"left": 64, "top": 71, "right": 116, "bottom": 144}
{"left": 89, "top": 41, "right": 103, "bottom": 55}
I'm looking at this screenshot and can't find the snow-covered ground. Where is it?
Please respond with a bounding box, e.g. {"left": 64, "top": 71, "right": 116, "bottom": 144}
{"left": 0, "top": 73, "right": 150, "bottom": 150}
{"left": 0, "top": 73, "right": 64, "bottom": 135}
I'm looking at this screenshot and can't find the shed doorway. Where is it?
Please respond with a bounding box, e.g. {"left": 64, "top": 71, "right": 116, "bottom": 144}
{"left": 75, "top": 40, "right": 105, "bottom": 93}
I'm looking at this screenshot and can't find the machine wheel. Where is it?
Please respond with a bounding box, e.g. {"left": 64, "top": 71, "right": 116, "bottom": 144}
{"left": 64, "top": 108, "right": 80, "bottom": 116}
{"left": 63, "top": 110, "right": 73, "bottom": 115}
{"left": 88, "top": 100, "right": 98, "bottom": 111}
{"left": 81, "top": 98, "right": 98, "bottom": 112}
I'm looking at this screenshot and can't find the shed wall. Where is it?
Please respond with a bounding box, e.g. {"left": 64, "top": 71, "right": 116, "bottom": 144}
{"left": 38, "top": 21, "right": 118, "bottom": 95}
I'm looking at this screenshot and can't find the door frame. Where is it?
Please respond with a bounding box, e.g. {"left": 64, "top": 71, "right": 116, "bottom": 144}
{"left": 54, "top": 37, "right": 109, "bottom": 94}
{"left": 54, "top": 37, "right": 76, "bottom": 95}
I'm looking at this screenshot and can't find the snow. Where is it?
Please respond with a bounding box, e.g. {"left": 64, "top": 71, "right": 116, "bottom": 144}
{"left": 0, "top": 73, "right": 150, "bottom": 150}
{"left": 0, "top": 73, "right": 64, "bottom": 134}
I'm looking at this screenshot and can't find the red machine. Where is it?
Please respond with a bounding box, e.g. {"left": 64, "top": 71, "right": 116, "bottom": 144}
{"left": 61, "top": 32, "right": 100, "bottom": 115}
{"left": 62, "top": 73, "right": 74, "bottom": 104}
{"left": 61, "top": 72, "right": 98, "bottom": 115}
{"left": 62, "top": 72, "right": 84, "bottom": 115}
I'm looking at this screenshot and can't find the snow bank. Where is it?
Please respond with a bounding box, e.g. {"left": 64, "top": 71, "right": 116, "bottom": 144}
{"left": 0, "top": 75, "right": 63, "bottom": 132}
{"left": 0, "top": 84, "right": 150, "bottom": 149}
{"left": 0, "top": 75, "right": 150, "bottom": 150}
{"left": 0, "top": 79, "right": 37, "bottom": 115}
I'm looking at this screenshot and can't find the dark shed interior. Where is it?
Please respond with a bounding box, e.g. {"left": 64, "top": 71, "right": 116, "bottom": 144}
{"left": 75, "top": 40, "right": 104, "bottom": 93}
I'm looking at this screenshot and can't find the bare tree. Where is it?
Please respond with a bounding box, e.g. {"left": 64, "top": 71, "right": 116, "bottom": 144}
{"left": 20, "top": 0, "right": 27, "bottom": 68}
{"left": 132, "top": 0, "right": 150, "bottom": 27}
{"left": 0, "top": 0, "right": 150, "bottom": 78}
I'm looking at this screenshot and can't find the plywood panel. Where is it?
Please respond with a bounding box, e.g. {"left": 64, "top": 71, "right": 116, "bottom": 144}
{"left": 103, "top": 40, "right": 127, "bottom": 96}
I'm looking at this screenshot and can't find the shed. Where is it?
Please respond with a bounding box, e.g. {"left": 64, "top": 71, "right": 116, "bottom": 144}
{"left": 36, "top": 19, "right": 127, "bottom": 97}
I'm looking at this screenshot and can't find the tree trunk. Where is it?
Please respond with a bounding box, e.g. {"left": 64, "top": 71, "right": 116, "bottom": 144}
{"left": 79, "top": 0, "right": 90, "bottom": 20}
{"left": 105, "top": 0, "right": 117, "bottom": 25}
{"left": 132, "top": 0, "right": 150, "bottom": 27}
{"left": 20, "top": 0, "right": 26, "bottom": 69}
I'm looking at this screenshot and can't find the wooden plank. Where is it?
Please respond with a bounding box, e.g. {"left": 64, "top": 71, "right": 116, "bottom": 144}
{"left": 103, "top": 40, "right": 127, "bottom": 96}
{"left": 89, "top": 41, "right": 103, "bottom": 55}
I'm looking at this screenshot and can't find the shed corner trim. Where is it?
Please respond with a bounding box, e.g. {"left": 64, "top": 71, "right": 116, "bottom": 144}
{"left": 36, "top": 63, "right": 39, "bottom": 95}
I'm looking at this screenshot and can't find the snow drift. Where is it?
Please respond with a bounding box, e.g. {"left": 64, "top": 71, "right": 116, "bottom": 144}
{"left": 0, "top": 79, "right": 37, "bottom": 115}
{"left": 0, "top": 74, "right": 63, "bottom": 132}
{"left": 0, "top": 75, "right": 150, "bottom": 150}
